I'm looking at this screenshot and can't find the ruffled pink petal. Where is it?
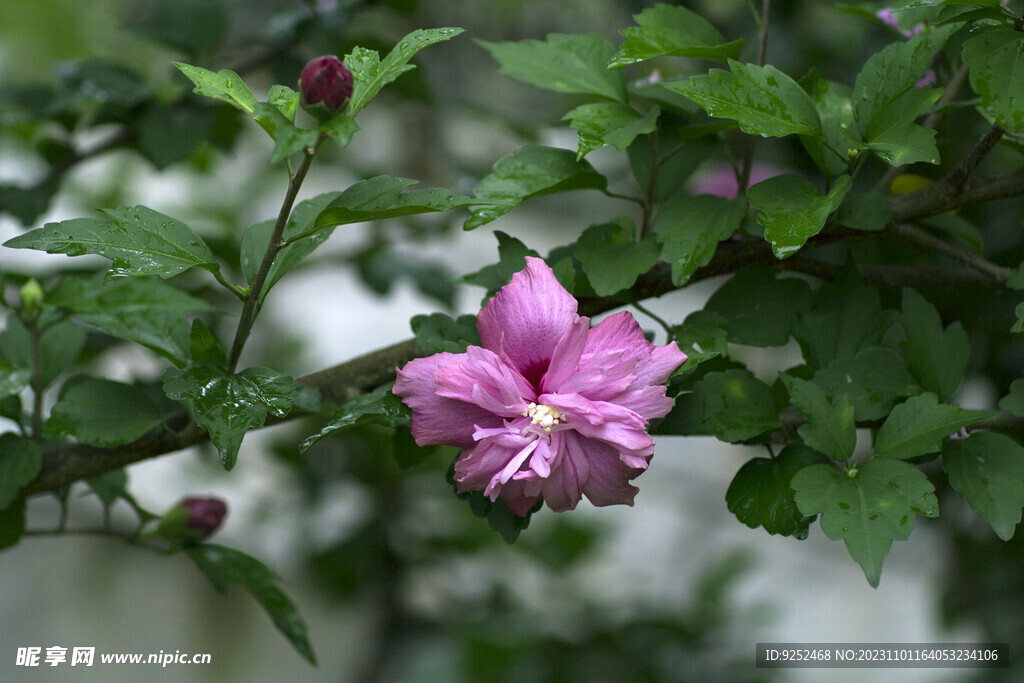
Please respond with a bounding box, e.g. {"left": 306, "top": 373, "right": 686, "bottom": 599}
{"left": 584, "top": 311, "right": 686, "bottom": 390}
{"left": 578, "top": 437, "right": 644, "bottom": 507}
{"left": 477, "top": 257, "right": 579, "bottom": 387}
{"left": 498, "top": 479, "right": 543, "bottom": 517}
{"left": 540, "top": 316, "right": 590, "bottom": 393}
{"left": 544, "top": 392, "right": 654, "bottom": 458}
{"left": 435, "top": 346, "right": 534, "bottom": 418}
{"left": 541, "top": 431, "right": 590, "bottom": 512}
{"left": 610, "top": 386, "right": 675, "bottom": 421}
{"left": 558, "top": 348, "right": 637, "bottom": 400}
{"left": 454, "top": 436, "right": 524, "bottom": 492}
{"left": 394, "top": 354, "right": 502, "bottom": 448}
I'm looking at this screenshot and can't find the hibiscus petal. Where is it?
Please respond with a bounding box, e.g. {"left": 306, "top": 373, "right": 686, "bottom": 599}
{"left": 498, "top": 479, "right": 543, "bottom": 517}
{"left": 542, "top": 431, "right": 590, "bottom": 512}
{"left": 585, "top": 311, "right": 686, "bottom": 389}
{"left": 578, "top": 436, "right": 645, "bottom": 507}
{"left": 559, "top": 348, "right": 636, "bottom": 399}
{"left": 455, "top": 436, "right": 527, "bottom": 492}
{"left": 611, "top": 386, "right": 675, "bottom": 420}
{"left": 435, "top": 346, "right": 533, "bottom": 417}
{"left": 477, "top": 256, "right": 579, "bottom": 387}
{"left": 541, "top": 316, "right": 590, "bottom": 393}
{"left": 394, "top": 354, "right": 502, "bottom": 447}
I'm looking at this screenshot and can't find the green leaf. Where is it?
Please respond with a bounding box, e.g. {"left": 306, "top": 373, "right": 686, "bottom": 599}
{"left": 574, "top": 221, "right": 659, "bottom": 297}
{"left": 319, "top": 112, "right": 360, "bottom": 149}
{"left": 1009, "top": 264, "right": 1024, "bottom": 290}
{"left": 267, "top": 84, "right": 299, "bottom": 122}
{"left": 562, "top": 103, "right": 659, "bottom": 159}
{"left": 138, "top": 102, "right": 217, "bottom": 169}
{"left": 899, "top": 287, "right": 969, "bottom": 401}
{"left": 47, "top": 274, "right": 215, "bottom": 366}
{"left": 242, "top": 191, "right": 342, "bottom": 304}
{"left": 0, "top": 359, "right": 31, "bottom": 400}
{"left": 691, "top": 369, "right": 782, "bottom": 442}
{"left": 609, "top": 3, "right": 744, "bottom": 68}
{"left": 162, "top": 365, "right": 296, "bottom": 470}
{"left": 172, "top": 63, "right": 257, "bottom": 115}
{"left": 813, "top": 347, "right": 921, "bottom": 421}
{"left": 655, "top": 195, "right": 747, "bottom": 286}
{"left": 726, "top": 444, "right": 830, "bottom": 538}
{"left": 465, "top": 146, "right": 607, "bottom": 230}
{"left": 86, "top": 469, "right": 134, "bottom": 511}
{"left": 704, "top": 267, "right": 812, "bottom": 347}
{"left": 799, "top": 72, "right": 860, "bottom": 178}
{"left": 781, "top": 374, "right": 856, "bottom": 461}
{"left": 746, "top": 174, "right": 852, "bottom": 258}
{"left": 1014, "top": 301, "right": 1024, "bottom": 334}
{"left": 944, "top": 431, "right": 1024, "bottom": 541}
{"left": 251, "top": 102, "right": 319, "bottom": 164}
{"left": 300, "top": 384, "right": 411, "bottom": 452}
{"left": 0, "top": 434, "right": 42, "bottom": 509}
{"left": 460, "top": 232, "right": 539, "bottom": 295}
{"left": 962, "top": 28, "right": 1024, "bottom": 134}
{"left": 411, "top": 312, "right": 480, "bottom": 354}
{"left": 133, "top": 0, "right": 227, "bottom": 57}
{"left": 478, "top": 33, "right": 626, "bottom": 102}
{"left": 874, "top": 393, "right": 995, "bottom": 459}
{"left": 0, "top": 498, "right": 25, "bottom": 550}
{"left": 0, "top": 314, "right": 86, "bottom": 389}
{"left": 189, "top": 319, "right": 226, "bottom": 368}
{"left": 792, "top": 458, "right": 939, "bottom": 587}
{"left": 312, "top": 176, "right": 473, "bottom": 232}
{"left": 837, "top": 192, "right": 892, "bottom": 232}
{"left": 5, "top": 206, "right": 219, "bottom": 280}
{"left": 45, "top": 377, "right": 162, "bottom": 447}
{"left": 794, "top": 266, "right": 897, "bottom": 371}
{"left": 185, "top": 544, "right": 315, "bottom": 665}
{"left": 663, "top": 60, "right": 822, "bottom": 138}
{"left": 347, "top": 27, "right": 465, "bottom": 116}
{"left": 862, "top": 87, "right": 943, "bottom": 166}
{"left": 999, "top": 378, "right": 1024, "bottom": 417}
{"left": 852, "top": 25, "right": 959, "bottom": 134}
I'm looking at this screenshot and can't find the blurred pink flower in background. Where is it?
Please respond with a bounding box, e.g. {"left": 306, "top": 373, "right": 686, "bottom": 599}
{"left": 690, "top": 162, "right": 785, "bottom": 199}
{"left": 395, "top": 258, "right": 686, "bottom": 515}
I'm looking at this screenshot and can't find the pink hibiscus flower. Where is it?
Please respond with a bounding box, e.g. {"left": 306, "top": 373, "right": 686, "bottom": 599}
{"left": 394, "top": 257, "right": 686, "bottom": 516}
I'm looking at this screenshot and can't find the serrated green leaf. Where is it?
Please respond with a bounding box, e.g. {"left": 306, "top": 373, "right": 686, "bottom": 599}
{"left": 47, "top": 273, "right": 215, "bottom": 366}
{"left": 663, "top": 60, "right": 822, "bottom": 138}
{"left": 267, "top": 84, "right": 299, "bottom": 122}
{"left": 5, "top": 206, "right": 219, "bottom": 280}
{"left": 86, "top": 469, "right": 133, "bottom": 510}
{"left": 852, "top": 25, "right": 959, "bottom": 135}
{"left": 794, "top": 266, "right": 897, "bottom": 372}
{"left": 0, "top": 498, "right": 25, "bottom": 549}
{"left": 781, "top": 374, "right": 856, "bottom": 460}
{"left": 838, "top": 191, "right": 892, "bottom": 231}
{"left": 242, "top": 191, "right": 341, "bottom": 305}
{"left": 478, "top": 33, "right": 626, "bottom": 102}
{"left": 45, "top": 377, "right": 163, "bottom": 447}
{"left": 0, "top": 434, "right": 42, "bottom": 509}
{"left": 726, "top": 444, "right": 830, "bottom": 538}
{"left": 999, "top": 378, "right": 1024, "bottom": 416}
{"left": 747, "top": 174, "right": 851, "bottom": 258}
{"left": 172, "top": 63, "right": 257, "bottom": 115}
{"left": 609, "top": 3, "right": 743, "bottom": 68}
{"left": 162, "top": 364, "right": 295, "bottom": 470}
{"left": 562, "top": 103, "right": 659, "bottom": 159}
{"left": 185, "top": 544, "right": 315, "bottom": 664}
{"left": 312, "top": 176, "right": 473, "bottom": 232}
{"left": 944, "top": 431, "right": 1024, "bottom": 540}
{"left": 792, "top": 458, "right": 938, "bottom": 587}
{"left": 460, "top": 232, "right": 540, "bottom": 295}
{"left": 799, "top": 71, "right": 861, "bottom": 178}
{"left": 962, "top": 29, "right": 1024, "bottom": 134}
{"left": 251, "top": 102, "right": 319, "bottom": 164}
{"left": 465, "top": 146, "right": 607, "bottom": 230}
{"left": 900, "top": 287, "right": 969, "bottom": 401}
{"left": 655, "top": 195, "right": 746, "bottom": 286}
{"left": 189, "top": 319, "right": 225, "bottom": 368}
{"left": 863, "top": 86, "right": 943, "bottom": 166}
{"left": 347, "top": 27, "right": 464, "bottom": 116}
{"left": 813, "top": 347, "right": 921, "bottom": 421}
{"left": 874, "top": 392, "right": 995, "bottom": 459}
{"left": 0, "top": 314, "right": 86, "bottom": 389}
{"left": 319, "top": 112, "right": 360, "bottom": 149}
{"left": 411, "top": 312, "right": 480, "bottom": 354}
{"left": 704, "top": 267, "right": 812, "bottom": 346}
{"left": 692, "top": 369, "right": 782, "bottom": 442}
{"left": 300, "top": 384, "right": 411, "bottom": 452}
{"left": 574, "top": 221, "right": 659, "bottom": 297}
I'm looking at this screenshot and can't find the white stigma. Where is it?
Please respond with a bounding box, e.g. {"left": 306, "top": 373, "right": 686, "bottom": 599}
{"left": 521, "top": 402, "right": 565, "bottom": 433}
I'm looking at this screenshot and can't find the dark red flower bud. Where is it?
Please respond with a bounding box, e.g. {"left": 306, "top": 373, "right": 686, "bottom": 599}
{"left": 158, "top": 496, "right": 228, "bottom": 540}
{"left": 300, "top": 55, "right": 353, "bottom": 117}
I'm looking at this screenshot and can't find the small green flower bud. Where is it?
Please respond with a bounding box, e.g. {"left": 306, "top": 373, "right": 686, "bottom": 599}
{"left": 20, "top": 279, "right": 43, "bottom": 318}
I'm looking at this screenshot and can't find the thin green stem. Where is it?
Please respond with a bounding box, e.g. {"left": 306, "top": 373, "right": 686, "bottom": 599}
{"left": 600, "top": 188, "right": 646, "bottom": 208}
{"left": 212, "top": 269, "right": 247, "bottom": 301}
{"left": 226, "top": 132, "right": 328, "bottom": 372}
{"left": 22, "top": 527, "right": 177, "bottom": 554}
{"left": 891, "top": 222, "right": 1013, "bottom": 284}
{"left": 25, "top": 316, "right": 44, "bottom": 440}
{"left": 640, "top": 128, "right": 660, "bottom": 239}
{"left": 738, "top": 0, "right": 771, "bottom": 194}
